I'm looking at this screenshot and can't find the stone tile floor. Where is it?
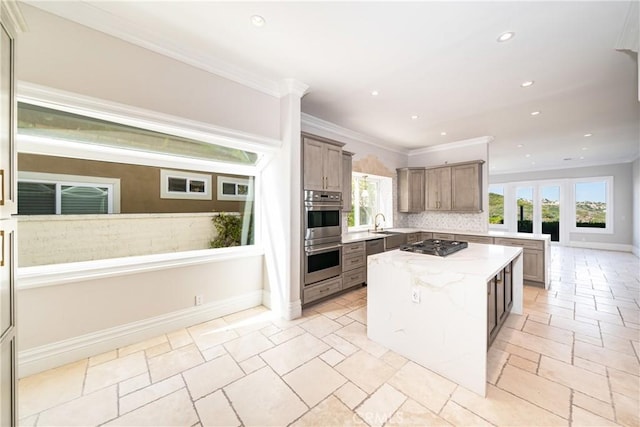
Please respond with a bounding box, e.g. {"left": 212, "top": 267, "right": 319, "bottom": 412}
{"left": 18, "top": 246, "right": 640, "bottom": 426}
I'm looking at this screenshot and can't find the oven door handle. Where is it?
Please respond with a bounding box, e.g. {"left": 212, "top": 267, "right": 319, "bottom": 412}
{"left": 305, "top": 243, "right": 342, "bottom": 255}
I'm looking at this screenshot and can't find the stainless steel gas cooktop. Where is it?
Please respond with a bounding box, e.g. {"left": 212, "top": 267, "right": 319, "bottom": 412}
{"left": 399, "top": 239, "right": 468, "bottom": 256}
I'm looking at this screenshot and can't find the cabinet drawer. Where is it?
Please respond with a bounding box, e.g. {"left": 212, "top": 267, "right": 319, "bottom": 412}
{"left": 304, "top": 276, "right": 342, "bottom": 304}
{"left": 420, "top": 232, "right": 432, "bottom": 240}
{"left": 455, "top": 234, "right": 494, "bottom": 244}
{"left": 343, "top": 241, "right": 365, "bottom": 255}
{"left": 494, "top": 237, "right": 544, "bottom": 250}
{"left": 433, "top": 232, "right": 455, "bottom": 240}
{"left": 366, "top": 238, "right": 385, "bottom": 256}
{"left": 343, "top": 267, "right": 366, "bottom": 290}
{"left": 343, "top": 253, "right": 366, "bottom": 272}
{"left": 406, "top": 233, "right": 420, "bottom": 243}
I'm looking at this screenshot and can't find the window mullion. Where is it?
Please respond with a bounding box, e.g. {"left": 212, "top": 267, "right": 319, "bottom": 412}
{"left": 55, "top": 183, "right": 62, "bottom": 214}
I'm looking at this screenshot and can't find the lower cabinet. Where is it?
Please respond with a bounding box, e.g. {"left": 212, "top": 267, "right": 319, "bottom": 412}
{"left": 303, "top": 276, "right": 342, "bottom": 305}
{"left": 343, "top": 241, "right": 366, "bottom": 290}
{"left": 494, "top": 237, "right": 545, "bottom": 287}
{"left": 487, "top": 262, "right": 513, "bottom": 347}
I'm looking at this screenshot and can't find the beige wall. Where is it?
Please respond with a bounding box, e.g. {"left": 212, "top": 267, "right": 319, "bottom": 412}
{"left": 16, "top": 4, "right": 281, "bottom": 140}
{"left": 17, "top": 255, "right": 263, "bottom": 350}
{"left": 19, "top": 153, "right": 247, "bottom": 213}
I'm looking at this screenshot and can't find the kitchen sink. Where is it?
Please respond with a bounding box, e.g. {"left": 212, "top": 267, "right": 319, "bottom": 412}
{"left": 370, "top": 230, "right": 401, "bottom": 235}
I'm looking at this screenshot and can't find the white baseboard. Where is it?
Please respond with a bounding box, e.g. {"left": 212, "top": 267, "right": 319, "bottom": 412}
{"left": 633, "top": 246, "right": 639, "bottom": 257}
{"left": 286, "top": 299, "right": 302, "bottom": 320}
{"left": 18, "top": 290, "right": 263, "bottom": 378}
{"left": 567, "top": 241, "right": 633, "bottom": 253}
{"left": 262, "top": 289, "right": 272, "bottom": 309}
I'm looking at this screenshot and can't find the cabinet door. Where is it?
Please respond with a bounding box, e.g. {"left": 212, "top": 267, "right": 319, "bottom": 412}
{"left": 496, "top": 271, "right": 505, "bottom": 321}
{"left": 324, "top": 144, "right": 343, "bottom": 192}
{"left": 504, "top": 262, "right": 513, "bottom": 311}
{"left": 408, "top": 169, "right": 425, "bottom": 211}
{"left": 451, "top": 163, "right": 481, "bottom": 211}
{"left": 342, "top": 153, "right": 352, "bottom": 211}
{"left": 0, "top": 334, "right": 16, "bottom": 427}
{"left": 487, "top": 279, "right": 496, "bottom": 343}
{"left": 0, "top": 224, "right": 14, "bottom": 339}
{"left": 426, "top": 167, "right": 451, "bottom": 210}
{"left": 523, "top": 248, "right": 544, "bottom": 282}
{"left": 303, "top": 138, "right": 325, "bottom": 190}
{"left": 0, "top": 23, "right": 16, "bottom": 217}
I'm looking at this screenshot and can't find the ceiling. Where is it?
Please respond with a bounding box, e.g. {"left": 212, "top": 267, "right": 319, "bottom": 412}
{"left": 24, "top": 1, "right": 640, "bottom": 174}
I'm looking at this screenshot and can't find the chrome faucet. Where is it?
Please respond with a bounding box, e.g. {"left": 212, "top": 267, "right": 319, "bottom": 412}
{"left": 374, "top": 213, "right": 386, "bottom": 232}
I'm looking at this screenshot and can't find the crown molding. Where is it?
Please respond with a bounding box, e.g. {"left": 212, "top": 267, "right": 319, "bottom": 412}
{"left": 301, "top": 113, "right": 408, "bottom": 155}
{"left": 408, "top": 136, "right": 493, "bottom": 156}
{"left": 23, "top": 1, "right": 282, "bottom": 97}
{"left": 279, "top": 79, "right": 309, "bottom": 99}
{"left": 1, "top": 0, "right": 28, "bottom": 33}
{"left": 490, "top": 156, "right": 637, "bottom": 175}
{"left": 615, "top": 1, "right": 639, "bottom": 53}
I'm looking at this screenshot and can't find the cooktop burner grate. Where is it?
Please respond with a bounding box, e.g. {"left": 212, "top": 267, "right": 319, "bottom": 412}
{"left": 399, "top": 238, "right": 468, "bottom": 256}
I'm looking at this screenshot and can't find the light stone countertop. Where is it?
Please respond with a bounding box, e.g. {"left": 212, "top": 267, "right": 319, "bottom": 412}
{"left": 342, "top": 227, "right": 551, "bottom": 244}
{"left": 368, "top": 242, "right": 523, "bottom": 282}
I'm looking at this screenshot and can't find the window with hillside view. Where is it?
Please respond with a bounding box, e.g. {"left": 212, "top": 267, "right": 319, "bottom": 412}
{"left": 541, "top": 186, "right": 560, "bottom": 242}
{"left": 488, "top": 185, "right": 504, "bottom": 224}
{"left": 575, "top": 181, "right": 607, "bottom": 229}
{"left": 516, "top": 187, "right": 534, "bottom": 233}
{"left": 348, "top": 173, "right": 392, "bottom": 229}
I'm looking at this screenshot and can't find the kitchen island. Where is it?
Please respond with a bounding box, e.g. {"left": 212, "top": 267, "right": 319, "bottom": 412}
{"left": 367, "top": 243, "right": 523, "bottom": 397}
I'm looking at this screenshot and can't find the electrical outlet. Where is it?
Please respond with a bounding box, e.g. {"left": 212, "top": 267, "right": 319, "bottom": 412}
{"left": 411, "top": 286, "right": 421, "bottom": 303}
{"left": 195, "top": 295, "right": 203, "bottom": 306}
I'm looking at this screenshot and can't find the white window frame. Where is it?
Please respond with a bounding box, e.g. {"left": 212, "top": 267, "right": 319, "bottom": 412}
{"left": 18, "top": 171, "right": 120, "bottom": 214}
{"left": 348, "top": 172, "right": 393, "bottom": 232}
{"left": 217, "top": 176, "right": 253, "bottom": 201}
{"left": 571, "top": 176, "right": 614, "bottom": 234}
{"left": 160, "top": 169, "right": 212, "bottom": 200}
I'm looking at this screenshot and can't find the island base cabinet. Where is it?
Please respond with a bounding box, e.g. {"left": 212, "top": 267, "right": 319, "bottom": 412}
{"left": 487, "top": 262, "right": 513, "bottom": 347}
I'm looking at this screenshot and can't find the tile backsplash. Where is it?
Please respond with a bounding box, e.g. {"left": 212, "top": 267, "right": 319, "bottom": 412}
{"left": 395, "top": 211, "right": 488, "bottom": 233}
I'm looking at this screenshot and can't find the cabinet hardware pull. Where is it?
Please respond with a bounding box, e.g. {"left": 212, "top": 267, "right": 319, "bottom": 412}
{"left": 0, "top": 169, "right": 4, "bottom": 206}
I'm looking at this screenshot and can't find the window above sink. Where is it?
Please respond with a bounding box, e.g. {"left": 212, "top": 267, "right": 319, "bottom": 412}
{"left": 347, "top": 172, "right": 393, "bottom": 232}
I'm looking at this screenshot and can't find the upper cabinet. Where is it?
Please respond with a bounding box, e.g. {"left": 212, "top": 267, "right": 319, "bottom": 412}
{"left": 397, "top": 168, "right": 425, "bottom": 213}
{"left": 342, "top": 151, "right": 353, "bottom": 211}
{"left": 426, "top": 160, "right": 484, "bottom": 212}
{"left": 425, "top": 167, "right": 451, "bottom": 211}
{"left": 302, "top": 133, "right": 343, "bottom": 192}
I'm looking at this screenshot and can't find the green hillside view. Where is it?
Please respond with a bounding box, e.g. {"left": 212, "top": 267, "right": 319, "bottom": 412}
{"left": 489, "top": 192, "right": 606, "bottom": 229}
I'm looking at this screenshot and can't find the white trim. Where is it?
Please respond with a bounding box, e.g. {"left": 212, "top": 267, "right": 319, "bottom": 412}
{"left": 567, "top": 241, "right": 632, "bottom": 253}
{"left": 490, "top": 157, "right": 637, "bottom": 175}
{"left": 408, "top": 136, "right": 493, "bottom": 156}
{"left": 16, "top": 245, "right": 264, "bottom": 290}
{"left": 17, "top": 289, "right": 264, "bottom": 378}
{"left": 285, "top": 299, "right": 302, "bottom": 320}
{"left": 262, "top": 290, "right": 272, "bottom": 309}
{"left": 17, "top": 81, "right": 281, "bottom": 159}
{"left": 301, "top": 113, "right": 408, "bottom": 155}
{"left": 1, "top": 0, "right": 28, "bottom": 34}
{"left": 279, "top": 79, "right": 309, "bottom": 98}
{"left": 570, "top": 176, "right": 613, "bottom": 235}
{"left": 632, "top": 245, "right": 639, "bottom": 257}
{"left": 160, "top": 169, "right": 212, "bottom": 200}
{"left": 21, "top": 2, "right": 282, "bottom": 97}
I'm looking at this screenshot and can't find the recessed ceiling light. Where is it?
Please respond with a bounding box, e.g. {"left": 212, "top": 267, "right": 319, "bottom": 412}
{"left": 371, "top": 90, "right": 379, "bottom": 96}
{"left": 440, "top": 131, "right": 447, "bottom": 136}
{"left": 584, "top": 133, "right": 593, "bottom": 137}
{"left": 582, "top": 147, "right": 589, "bottom": 151}
{"left": 563, "top": 157, "right": 573, "bottom": 161}
{"left": 580, "top": 156, "right": 585, "bottom": 160}
{"left": 497, "top": 32, "right": 515, "bottom": 42}
{"left": 521, "top": 80, "right": 534, "bottom": 88}
{"left": 530, "top": 111, "right": 540, "bottom": 116}
{"left": 411, "top": 115, "right": 419, "bottom": 120}
{"left": 517, "top": 144, "right": 523, "bottom": 148}
{"left": 525, "top": 153, "right": 531, "bottom": 158}
{"left": 250, "top": 15, "right": 266, "bottom": 27}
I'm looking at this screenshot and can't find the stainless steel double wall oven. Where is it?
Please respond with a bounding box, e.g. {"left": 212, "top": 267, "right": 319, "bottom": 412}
{"left": 303, "top": 190, "right": 342, "bottom": 285}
